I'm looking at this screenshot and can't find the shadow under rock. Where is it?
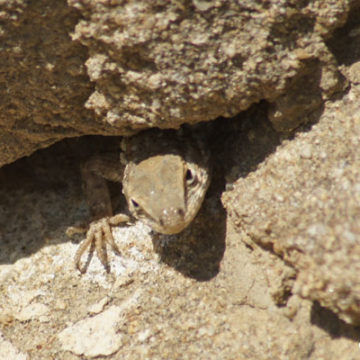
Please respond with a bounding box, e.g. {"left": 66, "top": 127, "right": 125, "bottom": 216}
{"left": 311, "top": 301, "right": 360, "bottom": 341}
{"left": 0, "top": 136, "right": 119, "bottom": 265}
{"left": 151, "top": 106, "right": 281, "bottom": 281}
{"left": 326, "top": 3, "right": 360, "bottom": 67}
{"left": 0, "top": 129, "right": 227, "bottom": 276}
{"left": 152, "top": 195, "right": 226, "bottom": 281}
{"left": 0, "top": 99, "right": 319, "bottom": 270}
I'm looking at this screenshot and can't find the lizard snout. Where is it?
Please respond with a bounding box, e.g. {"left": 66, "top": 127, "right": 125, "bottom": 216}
{"left": 158, "top": 207, "right": 187, "bottom": 234}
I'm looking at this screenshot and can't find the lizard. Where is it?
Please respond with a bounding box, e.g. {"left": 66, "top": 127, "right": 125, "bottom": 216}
{"left": 71, "top": 128, "right": 211, "bottom": 273}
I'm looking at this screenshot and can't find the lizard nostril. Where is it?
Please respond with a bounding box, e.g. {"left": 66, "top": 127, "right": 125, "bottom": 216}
{"left": 177, "top": 208, "right": 185, "bottom": 217}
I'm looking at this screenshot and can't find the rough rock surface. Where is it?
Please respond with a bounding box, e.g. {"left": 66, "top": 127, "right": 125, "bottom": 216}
{"left": 1, "top": 0, "right": 357, "bottom": 166}
{"left": 1, "top": 1, "right": 360, "bottom": 359}
{"left": 0, "top": 0, "right": 97, "bottom": 166}
{"left": 69, "top": 0, "right": 349, "bottom": 131}
{"left": 223, "top": 82, "right": 360, "bottom": 325}
{"left": 1, "top": 120, "right": 360, "bottom": 358}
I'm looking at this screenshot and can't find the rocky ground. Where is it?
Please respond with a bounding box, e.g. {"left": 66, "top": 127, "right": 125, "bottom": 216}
{"left": 1, "top": 83, "right": 360, "bottom": 358}
{"left": 1, "top": 1, "right": 360, "bottom": 359}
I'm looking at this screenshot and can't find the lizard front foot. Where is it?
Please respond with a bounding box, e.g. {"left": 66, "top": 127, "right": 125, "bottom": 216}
{"left": 74, "top": 214, "right": 130, "bottom": 273}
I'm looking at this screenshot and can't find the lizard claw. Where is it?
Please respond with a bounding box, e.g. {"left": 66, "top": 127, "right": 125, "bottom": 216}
{"left": 74, "top": 214, "right": 130, "bottom": 273}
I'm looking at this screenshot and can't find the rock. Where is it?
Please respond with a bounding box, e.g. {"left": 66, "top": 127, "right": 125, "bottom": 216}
{"left": 1, "top": 1, "right": 360, "bottom": 359}
{"left": 0, "top": 0, "right": 96, "bottom": 167}
{"left": 0, "top": 333, "right": 28, "bottom": 360}
{"left": 87, "top": 296, "right": 110, "bottom": 315}
{"left": 223, "top": 83, "right": 360, "bottom": 325}
{"left": 58, "top": 305, "right": 125, "bottom": 357}
{"left": 1, "top": 126, "right": 360, "bottom": 357}
{"left": 15, "top": 303, "right": 50, "bottom": 322}
{"left": 347, "top": 61, "right": 360, "bottom": 84}
{"left": 0, "top": 0, "right": 356, "bottom": 166}
{"left": 71, "top": 0, "right": 349, "bottom": 132}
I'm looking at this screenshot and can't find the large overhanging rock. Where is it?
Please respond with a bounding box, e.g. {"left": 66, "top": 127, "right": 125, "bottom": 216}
{"left": 0, "top": 0, "right": 356, "bottom": 167}
{"left": 70, "top": 0, "right": 348, "bottom": 131}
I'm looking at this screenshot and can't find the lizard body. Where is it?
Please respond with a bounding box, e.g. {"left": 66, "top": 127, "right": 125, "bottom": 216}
{"left": 74, "top": 129, "right": 210, "bottom": 273}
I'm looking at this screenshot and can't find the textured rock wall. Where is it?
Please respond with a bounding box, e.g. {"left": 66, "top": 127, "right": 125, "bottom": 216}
{"left": 70, "top": 0, "right": 348, "bottom": 131}
{"left": 1, "top": 1, "right": 360, "bottom": 357}
{"left": 0, "top": 0, "right": 98, "bottom": 166}
{"left": 0, "top": 0, "right": 356, "bottom": 166}
{"left": 223, "top": 74, "right": 360, "bottom": 325}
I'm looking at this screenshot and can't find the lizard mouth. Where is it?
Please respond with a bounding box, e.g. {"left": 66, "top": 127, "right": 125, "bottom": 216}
{"left": 157, "top": 207, "right": 189, "bottom": 234}
{"left": 140, "top": 207, "right": 188, "bottom": 235}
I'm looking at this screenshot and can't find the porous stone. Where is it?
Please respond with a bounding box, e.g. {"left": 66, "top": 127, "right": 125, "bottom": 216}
{"left": 223, "top": 83, "right": 360, "bottom": 325}
{"left": 0, "top": 0, "right": 357, "bottom": 166}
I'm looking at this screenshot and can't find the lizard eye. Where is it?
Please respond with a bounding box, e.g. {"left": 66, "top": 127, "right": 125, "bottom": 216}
{"left": 186, "top": 168, "right": 198, "bottom": 185}
{"left": 131, "top": 199, "right": 139, "bottom": 208}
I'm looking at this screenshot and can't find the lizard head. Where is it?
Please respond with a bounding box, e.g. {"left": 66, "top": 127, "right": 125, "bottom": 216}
{"left": 121, "top": 130, "right": 210, "bottom": 234}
